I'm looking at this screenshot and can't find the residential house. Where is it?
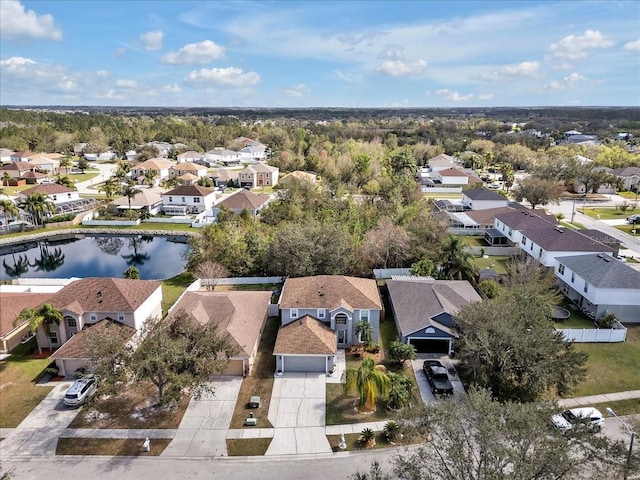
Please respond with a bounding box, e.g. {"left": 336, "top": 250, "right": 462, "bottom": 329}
{"left": 573, "top": 166, "right": 618, "bottom": 194}
{"left": 461, "top": 188, "right": 509, "bottom": 210}
{"left": 212, "top": 189, "right": 270, "bottom": 216}
{"left": 0, "top": 161, "right": 39, "bottom": 184}
{"left": 0, "top": 148, "right": 15, "bottom": 164}
{"left": 239, "top": 144, "right": 268, "bottom": 162}
{"left": 162, "top": 184, "right": 216, "bottom": 215}
{"left": 237, "top": 163, "right": 279, "bottom": 188}
{"left": 147, "top": 141, "right": 172, "bottom": 158}
{"left": 555, "top": 253, "right": 640, "bottom": 322}
{"left": 491, "top": 209, "right": 558, "bottom": 247}
{"left": 130, "top": 158, "right": 175, "bottom": 185}
{"left": 169, "top": 162, "right": 208, "bottom": 180}
{"left": 170, "top": 290, "right": 272, "bottom": 375}
{"left": 10, "top": 151, "right": 34, "bottom": 163}
{"left": 176, "top": 151, "right": 205, "bottom": 164}
{"left": 434, "top": 167, "right": 481, "bottom": 186}
{"left": 108, "top": 186, "right": 165, "bottom": 215}
{"left": 613, "top": 166, "right": 640, "bottom": 192}
{"left": 386, "top": 279, "right": 481, "bottom": 355}
{"left": 19, "top": 183, "right": 80, "bottom": 205}
{"left": 28, "top": 154, "right": 60, "bottom": 174}
{"left": 205, "top": 148, "right": 242, "bottom": 166}
{"left": 84, "top": 150, "right": 116, "bottom": 161}
{"left": 275, "top": 275, "right": 382, "bottom": 372}
{"left": 0, "top": 292, "right": 53, "bottom": 354}
{"left": 427, "top": 154, "right": 459, "bottom": 172}
{"left": 39, "top": 277, "right": 162, "bottom": 375}
{"left": 210, "top": 169, "right": 239, "bottom": 189}
{"left": 125, "top": 150, "right": 139, "bottom": 162}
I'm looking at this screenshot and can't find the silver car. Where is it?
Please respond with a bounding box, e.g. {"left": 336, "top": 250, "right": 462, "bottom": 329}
{"left": 551, "top": 407, "right": 605, "bottom": 432}
{"left": 63, "top": 375, "right": 98, "bottom": 407}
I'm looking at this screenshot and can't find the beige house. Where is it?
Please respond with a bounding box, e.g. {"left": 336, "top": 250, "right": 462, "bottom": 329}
{"left": 130, "top": 158, "right": 175, "bottom": 185}
{"left": 170, "top": 290, "right": 272, "bottom": 375}
{"left": 0, "top": 292, "right": 53, "bottom": 354}
{"left": 169, "top": 162, "right": 208, "bottom": 180}
{"left": 237, "top": 163, "right": 279, "bottom": 188}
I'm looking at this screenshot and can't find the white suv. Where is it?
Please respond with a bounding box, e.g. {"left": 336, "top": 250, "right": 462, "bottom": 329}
{"left": 63, "top": 375, "right": 98, "bottom": 407}
{"left": 551, "top": 407, "right": 605, "bottom": 432}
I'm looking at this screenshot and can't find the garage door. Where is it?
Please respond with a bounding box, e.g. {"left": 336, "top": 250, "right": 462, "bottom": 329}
{"left": 409, "top": 339, "right": 450, "bottom": 354}
{"left": 223, "top": 359, "right": 244, "bottom": 376}
{"left": 284, "top": 356, "right": 326, "bottom": 372}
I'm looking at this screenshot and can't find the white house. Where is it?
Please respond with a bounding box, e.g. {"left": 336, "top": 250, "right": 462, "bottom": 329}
{"left": 461, "top": 188, "right": 509, "bottom": 210}
{"left": 493, "top": 210, "right": 559, "bottom": 247}
{"left": 162, "top": 184, "right": 216, "bottom": 215}
{"left": 205, "top": 148, "right": 242, "bottom": 166}
{"left": 555, "top": 253, "right": 640, "bottom": 322}
{"left": 28, "top": 154, "right": 60, "bottom": 174}
{"left": 239, "top": 144, "right": 268, "bottom": 162}
{"left": 19, "top": 183, "right": 80, "bottom": 205}
{"left": 176, "top": 151, "right": 205, "bottom": 164}
{"left": 0, "top": 148, "right": 15, "bottom": 164}
{"left": 84, "top": 151, "right": 116, "bottom": 161}
{"left": 427, "top": 154, "right": 459, "bottom": 172}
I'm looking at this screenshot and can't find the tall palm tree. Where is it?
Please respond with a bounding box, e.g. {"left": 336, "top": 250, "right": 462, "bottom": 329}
{"left": 59, "top": 156, "right": 72, "bottom": 175}
{"left": 143, "top": 169, "right": 159, "bottom": 186}
{"left": 99, "top": 178, "right": 118, "bottom": 199}
{"left": 18, "top": 193, "right": 55, "bottom": 226}
{"left": 14, "top": 303, "right": 63, "bottom": 354}
{"left": 355, "top": 320, "right": 374, "bottom": 348}
{"left": 437, "top": 235, "right": 477, "bottom": 282}
{"left": 343, "top": 356, "right": 390, "bottom": 412}
{"left": 0, "top": 199, "right": 19, "bottom": 228}
{"left": 1, "top": 171, "right": 11, "bottom": 187}
{"left": 121, "top": 181, "right": 141, "bottom": 213}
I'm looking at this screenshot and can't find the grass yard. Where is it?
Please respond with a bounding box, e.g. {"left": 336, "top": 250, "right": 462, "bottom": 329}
{"left": 161, "top": 271, "right": 194, "bottom": 316}
{"left": 471, "top": 255, "right": 511, "bottom": 275}
{"left": 461, "top": 236, "right": 487, "bottom": 248}
{"left": 229, "top": 316, "right": 279, "bottom": 429}
{"left": 326, "top": 431, "right": 423, "bottom": 452}
{"left": 67, "top": 382, "right": 189, "bottom": 429}
{"left": 226, "top": 438, "right": 272, "bottom": 456}
{"left": 56, "top": 437, "right": 171, "bottom": 456}
{"left": 571, "top": 325, "right": 640, "bottom": 397}
{"left": 591, "top": 398, "right": 640, "bottom": 417}
{"left": 578, "top": 207, "right": 638, "bottom": 220}
{"left": 0, "top": 340, "right": 53, "bottom": 428}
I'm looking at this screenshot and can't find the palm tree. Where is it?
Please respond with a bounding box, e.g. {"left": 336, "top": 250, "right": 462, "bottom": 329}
{"left": 59, "top": 156, "right": 72, "bottom": 175}
{"left": 143, "top": 169, "right": 159, "bottom": 186}
{"left": 343, "top": 356, "right": 390, "bottom": 412}
{"left": 355, "top": 320, "right": 374, "bottom": 348}
{"left": 1, "top": 171, "right": 11, "bottom": 187}
{"left": 18, "top": 193, "right": 55, "bottom": 226}
{"left": 121, "top": 181, "right": 141, "bottom": 213}
{"left": 437, "top": 235, "right": 477, "bottom": 282}
{"left": 14, "top": 303, "right": 63, "bottom": 354}
{"left": 99, "top": 178, "right": 118, "bottom": 199}
{"left": 0, "top": 199, "right": 19, "bottom": 229}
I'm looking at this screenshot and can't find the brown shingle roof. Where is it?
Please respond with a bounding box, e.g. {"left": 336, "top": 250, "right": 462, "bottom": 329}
{"left": 170, "top": 290, "right": 271, "bottom": 357}
{"left": 273, "top": 315, "right": 336, "bottom": 355}
{"left": 164, "top": 184, "right": 215, "bottom": 197}
{"left": 279, "top": 275, "right": 382, "bottom": 311}
{"left": 50, "top": 318, "right": 135, "bottom": 359}
{"left": 171, "top": 162, "right": 207, "bottom": 172}
{"left": 1, "top": 161, "right": 34, "bottom": 171}
{"left": 135, "top": 158, "right": 175, "bottom": 170}
{"left": 218, "top": 189, "right": 270, "bottom": 210}
{"left": 0, "top": 292, "right": 53, "bottom": 337}
{"left": 438, "top": 167, "right": 468, "bottom": 177}
{"left": 46, "top": 278, "right": 161, "bottom": 315}
{"left": 21, "top": 183, "right": 77, "bottom": 196}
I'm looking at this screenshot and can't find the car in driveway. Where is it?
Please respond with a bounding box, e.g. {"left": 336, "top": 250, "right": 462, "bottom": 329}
{"left": 63, "top": 375, "right": 98, "bottom": 407}
{"left": 627, "top": 214, "right": 640, "bottom": 224}
{"left": 551, "top": 407, "right": 605, "bottom": 432}
{"left": 422, "top": 360, "right": 454, "bottom": 396}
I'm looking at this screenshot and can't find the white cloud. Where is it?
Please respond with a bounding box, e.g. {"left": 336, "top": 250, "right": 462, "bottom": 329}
{"left": 546, "top": 72, "right": 587, "bottom": 90}
{"left": 623, "top": 39, "right": 640, "bottom": 52}
{"left": 162, "top": 84, "right": 182, "bottom": 93}
{"left": 0, "top": 0, "right": 62, "bottom": 41}
{"left": 0, "top": 56, "right": 36, "bottom": 72}
{"left": 334, "top": 70, "right": 362, "bottom": 83}
{"left": 549, "top": 30, "right": 613, "bottom": 59}
{"left": 115, "top": 79, "right": 139, "bottom": 89}
{"left": 375, "top": 59, "right": 427, "bottom": 77}
{"left": 140, "top": 30, "right": 164, "bottom": 51}
{"left": 379, "top": 46, "right": 404, "bottom": 61}
{"left": 186, "top": 67, "right": 260, "bottom": 87}
{"left": 162, "top": 40, "right": 226, "bottom": 65}
{"left": 436, "top": 89, "right": 474, "bottom": 102}
{"left": 283, "top": 84, "right": 308, "bottom": 97}
{"left": 476, "top": 61, "right": 540, "bottom": 81}
{"left": 478, "top": 94, "right": 494, "bottom": 100}
{"left": 97, "top": 70, "right": 110, "bottom": 78}
{"left": 113, "top": 47, "right": 128, "bottom": 58}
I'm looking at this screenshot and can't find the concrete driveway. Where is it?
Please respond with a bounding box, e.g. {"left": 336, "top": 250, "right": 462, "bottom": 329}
{"left": 161, "top": 375, "right": 242, "bottom": 457}
{"left": 265, "top": 372, "right": 331, "bottom": 455}
{"left": 411, "top": 355, "right": 466, "bottom": 404}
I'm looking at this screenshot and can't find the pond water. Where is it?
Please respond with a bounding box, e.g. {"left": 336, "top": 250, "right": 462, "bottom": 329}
{"left": 0, "top": 234, "right": 190, "bottom": 280}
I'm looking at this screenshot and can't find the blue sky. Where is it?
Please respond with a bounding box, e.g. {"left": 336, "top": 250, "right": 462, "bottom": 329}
{"left": 1, "top": 0, "right": 639, "bottom": 107}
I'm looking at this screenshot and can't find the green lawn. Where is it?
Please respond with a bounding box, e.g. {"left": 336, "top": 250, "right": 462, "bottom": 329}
{"left": 471, "top": 255, "right": 511, "bottom": 275}
{"left": 579, "top": 207, "right": 638, "bottom": 220}
{"left": 0, "top": 340, "right": 53, "bottom": 428}
{"left": 161, "top": 271, "right": 194, "bottom": 316}
{"left": 591, "top": 398, "right": 640, "bottom": 416}
{"left": 571, "top": 325, "right": 640, "bottom": 397}
{"left": 461, "top": 236, "right": 487, "bottom": 248}
{"left": 226, "top": 438, "right": 272, "bottom": 456}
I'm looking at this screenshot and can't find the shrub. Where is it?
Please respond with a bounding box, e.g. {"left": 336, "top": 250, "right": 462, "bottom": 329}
{"left": 598, "top": 312, "right": 617, "bottom": 329}
{"left": 383, "top": 421, "right": 399, "bottom": 442}
{"left": 359, "top": 427, "right": 376, "bottom": 447}
{"left": 389, "top": 339, "right": 417, "bottom": 364}
{"left": 479, "top": 279, "right": 499, "bottom": 299}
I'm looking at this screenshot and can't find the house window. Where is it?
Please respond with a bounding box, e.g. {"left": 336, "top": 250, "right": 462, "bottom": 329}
{"left": 317, "top": 309, "right": 325, "bottom": 319}
{"left": 49, "top": 332, "right": 58, "bottom": 344}
{"left": 290, "top": 309, "right": 298, "bottom": 319}
{"left": 530, "top": 243, "right": 533, "bottom": 251}
{"left": 67, "top": 193, "right": 72, "bottom": 199}
{"left": 194, "top": 197, "right": 200, "bottom": 203}
{"left": 335, "top": 316, "right": 347, "bottom": 325}
{"left": 360, "top": 310, "right": 369, "bottom": 322}
{"left": 571, "top": 272, "right": 575, "bottom": 283}
{"left": 52, "top": 195, "right": 57, "bottom": 201}
{"left": 90, "top": 314, "right": 97, "bottom": 322}
{"left": 508, "top": 228, "right": 512, "bottom": 236}
{"left": 584, "top": 282, "right": 589, "bottom": 293}
{"left": 558, "top": 264, "right": 565, "bottom": 275}
{"left": 522, "top": 237, "right": 527, "bottom": 246}
{"left": 169, "top": 196, "right": 173, "bottom": 202}
{"left": 118, "top": 313, "right": 125, "bottom": 322}
{"left": 67, "top": 318, "right": 77, "bottom": 328}
{"left": 182, "top": 197, "right": 186, "bottom": 202}
{"left": 538, "top": 248, "right": 542, "bottom": 257}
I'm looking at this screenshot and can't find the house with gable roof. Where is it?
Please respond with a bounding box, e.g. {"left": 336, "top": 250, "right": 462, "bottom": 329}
{"left": 162, "top": 184, "right": 216, "bottom": 215}
{"left": 169, "top": 162, "right": 208, "bottom": 180}
{"left": 237, "top": 163, "right": 279, "bottom": 188}
{"left": 130, "top": 158, "right": 175, "bottom": 185}
{"left": 19, "top": 183, "right": 80, "bottom": 205}
{"left": 169, "top": 290, "right": 272, "bottom": 375}
{"left": 275, "top": 275, "right": 382, "bottom": 372}
{"left": 386, "top": 279, "right": 481, "bottom": 355}
{"left": 612, "top": 166, "right": 640, "bottom": 192}
{"left": 0, "top": 291, "right": 54, "bottom": 354}
{"left": 555, "top": 253, "right": 640, "bottom": 322}
{"left": 212, "top": 188, "right": 270, "bottom": 216}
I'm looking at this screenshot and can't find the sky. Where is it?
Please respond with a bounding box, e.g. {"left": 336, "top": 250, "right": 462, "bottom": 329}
{"left": 1, "top": 0, "right": 639, "bottom": 108}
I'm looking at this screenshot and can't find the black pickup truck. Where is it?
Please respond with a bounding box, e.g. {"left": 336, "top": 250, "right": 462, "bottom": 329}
{"left": 423, "top": 360, "right": 454, "bottom": 396}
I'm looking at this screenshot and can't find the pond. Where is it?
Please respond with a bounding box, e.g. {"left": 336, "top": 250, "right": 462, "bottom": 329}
{"left": 0, "top": 234, "right": 190, "bottom": 281}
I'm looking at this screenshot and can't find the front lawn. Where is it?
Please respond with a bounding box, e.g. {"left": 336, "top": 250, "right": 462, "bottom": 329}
{"left": 571, "top": 325, "right": 640, "bottom": 397}
{"left": 579, "top": 206, "right": 638, "bottom": 220}
{"left": 0, "top": 340, "right": 53, "bottom": 428}
{"left": 229, "top": 316, "right": 279, "bottom": 429}
{"left": 226, "top": 438, "right": 272, "bottom": 456}
{"left": 56, "top": 437, "right": 171, "bottom": 456}
{"left": 327, "top": 431, "right": 422, "bottom": 452}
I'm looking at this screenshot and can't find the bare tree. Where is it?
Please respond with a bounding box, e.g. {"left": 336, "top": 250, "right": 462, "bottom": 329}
{"left": 194, "top": 261, "right": 229, "bottom": 291}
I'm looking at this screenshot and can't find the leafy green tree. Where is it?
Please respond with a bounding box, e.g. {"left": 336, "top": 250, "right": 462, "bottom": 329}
{"left": 14, "top": 303, "right": 63, "bottom": 354}
{"left": 59, "top": 156, "right": 72, "bottom": 174}
{"left": 410, "top": 258, "right": 435, "bottom": 277}
{"left": 18, "top": 193, "right": 55, "bottom": 226}
{"left": 386, "top": 372, "right": 414, "bottom": 410}
{"left": 121, "top": 181, "right": 141, "bottom": 212}
{"left": 500, "top": 162, "right": 515, "bottom": 192}
{"left": 343, "top": 355, "right": 390, "bottom": 412}
{"left": 99, "top": 178, "right": 118, "bottom": 199}
{"left": 352, "top": 388, "right": 624, "bottom": 480}
{"left": 437, "top": 235, "right": 476, "bottom": 282}
{"left": 56, "top": 175, "right": 74, "bottom": 188}
{"left": 77, "top": 157, "right": 89, "bottom": 172}
{"left": 197, "top": 176, "right": 214, "bottom": 187}
{"left": 0, "top": 199, "right": 19, "bottom": 222}
{"left": 143, "top": 168, "right": 159, "bottom": 186}
{"left": 478, "top": 279, "right": 499, "bottom": 299}
{"left": 388, "top": 339, "right": 417, "bottom": 364}
{"left": 512, "top": 176, "right": 564, "bottom": 209}
{"left": 131, "top": 311, "right": 238, "bottom": 407}
{"left": 123, "top": 265, "right": 140, "bottom": 279}
{"left": 455, "top": 293, "right": 587, "bottom": 402}
{"left": 2, "top": 171, "right": 12, "bottom": 187}
{"left": 574, "top": 164, "right": 622, "bottom": 194}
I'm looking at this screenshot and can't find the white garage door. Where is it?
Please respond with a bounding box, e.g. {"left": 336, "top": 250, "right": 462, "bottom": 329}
{"left": 284, "top": 356, "right": 326, "bottom": 372}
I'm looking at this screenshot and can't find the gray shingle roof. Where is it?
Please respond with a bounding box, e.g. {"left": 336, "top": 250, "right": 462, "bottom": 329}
{"left": 463, "top": 188, "right": 507, "bottom": 201}
{"left": 524, "top": 224, "right": 614, "bottom": 253}
{"left": 558, "top": 254, "right": 640, "bottom": 289}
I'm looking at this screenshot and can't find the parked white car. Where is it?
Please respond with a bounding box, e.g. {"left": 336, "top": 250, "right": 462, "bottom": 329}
{"left": 551, "top": 407, "right": 605, "bottom": 432}
{"left": 63, "top": 375, "right": 98, "bottom": 408}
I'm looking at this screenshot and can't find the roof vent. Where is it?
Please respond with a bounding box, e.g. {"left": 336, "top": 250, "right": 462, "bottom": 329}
{"left": 602, "top": 256, "right": 612, "bottom": 262}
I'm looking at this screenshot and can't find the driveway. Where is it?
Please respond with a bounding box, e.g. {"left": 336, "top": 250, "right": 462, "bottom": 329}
{"left": 411, "top": 355, "right": 465, "bottom": 405}
{"left": 161, "top": 375, "right": 242, "bottom": 457}
{"left": 265, "top": 372, "right": 331, "bottom": 455}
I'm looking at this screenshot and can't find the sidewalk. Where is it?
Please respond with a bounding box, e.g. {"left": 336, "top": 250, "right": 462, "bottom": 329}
{"left": 558, "top": 389, "right": 640, "bottom": 408}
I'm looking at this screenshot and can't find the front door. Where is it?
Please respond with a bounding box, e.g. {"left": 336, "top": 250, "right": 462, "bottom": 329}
{"left": 335, "top": 313, "right": 348, "bottom": 347}
{"left": 337, "top": 329, "right": 346, "bottom": 345}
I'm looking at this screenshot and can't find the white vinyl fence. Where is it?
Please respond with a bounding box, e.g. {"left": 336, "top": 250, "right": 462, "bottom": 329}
{"left": 557, "top": 323, "right": 627, "bottom": 343}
